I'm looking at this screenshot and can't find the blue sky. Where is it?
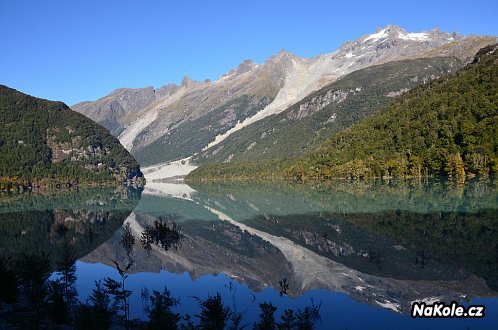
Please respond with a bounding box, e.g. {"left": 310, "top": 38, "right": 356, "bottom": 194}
{"left": 1, "top": 0, "right": 497, "bottom": 105}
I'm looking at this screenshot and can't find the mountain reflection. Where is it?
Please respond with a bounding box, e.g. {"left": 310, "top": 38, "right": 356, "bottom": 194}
{"left": 1, "top": 179, "right": 498, "bottom": 328}
{"left": 0, "top": 187, "right": 141, "bottom": 267}
{"left": 82, "top": 179, "right": 498, "bottom": 316}
{"left": 0, "top": 187, "right": 142, "bottom": 328}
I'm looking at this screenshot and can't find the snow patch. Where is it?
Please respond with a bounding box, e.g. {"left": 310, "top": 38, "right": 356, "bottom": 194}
{"left": 326, "top": 113, "right": 337, "bottom": 123}
{"left": 399, "top": 32, "right": 430, "bottom": 41}
{"left": 246, "top": 142, "right": 256, "bottom": 151}
{"left": 248, "top": 203, "right": 260, "bottom": 212}
{"left": 364, "top": 28, "right": 388, "bottom": 42}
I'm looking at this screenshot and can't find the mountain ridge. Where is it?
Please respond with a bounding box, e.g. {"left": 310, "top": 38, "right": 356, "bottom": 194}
{"left": 194, "top": 56, "right": 463, "bottom": 165}
{"left": 187, "top": 44, "right": 498, "bottom": 181}
{"left": 72, "top": 25, "right": 497, "bottom": 167}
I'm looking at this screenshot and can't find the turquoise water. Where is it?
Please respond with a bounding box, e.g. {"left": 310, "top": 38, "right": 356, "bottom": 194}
{"left": 1, "top": 179, "right": 498, "bottom": 329}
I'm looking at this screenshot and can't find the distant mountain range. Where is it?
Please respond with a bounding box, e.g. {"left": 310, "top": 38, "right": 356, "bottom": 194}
{"left": 72, "top": 25, "right": 497, "bottom": 168}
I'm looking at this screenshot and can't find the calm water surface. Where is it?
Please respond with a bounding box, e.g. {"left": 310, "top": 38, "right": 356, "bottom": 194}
{"left": 1, "top": 179, "right": 497, "bottom": 329}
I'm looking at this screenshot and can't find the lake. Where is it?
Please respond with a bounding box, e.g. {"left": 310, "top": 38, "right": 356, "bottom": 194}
{"left": 1, "top": 179, "right": 497, "bottom": 329}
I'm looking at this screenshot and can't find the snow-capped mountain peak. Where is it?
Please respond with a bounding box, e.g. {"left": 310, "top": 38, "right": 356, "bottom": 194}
{"left": 202, "top": 25, "right": 466, "bottom": 149}
{"left": 364, "top": 25, "right": 401, "bottom": 42}
{"left": 73, "top": 25, "right": 494, "bottom": 167}
{"left": 362, "top": 25, "right": 459, "bottom": 44}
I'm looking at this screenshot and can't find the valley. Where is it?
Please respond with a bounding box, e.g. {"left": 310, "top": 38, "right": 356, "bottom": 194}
{"left": 2, "top": 18, "right": 498, "bottom": 329}
{"left": 72, "top": 26, "right": 497, "bottom": 180}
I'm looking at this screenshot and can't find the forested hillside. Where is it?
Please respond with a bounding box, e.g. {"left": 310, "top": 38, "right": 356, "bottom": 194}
{"left": 285, "top": 44, "right": 498, "bottom": 181}
{"left": 0, "top": 85, "right": 144, "bottom": 189}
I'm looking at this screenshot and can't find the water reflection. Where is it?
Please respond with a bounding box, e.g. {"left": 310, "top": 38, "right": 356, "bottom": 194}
{"left": 194, "top": 180, "right": 497, "bottom": 308}
{"left": 0, "top": 187, "right": 141, "bottom": 328}
{"left": 80, "top": 180, "right": 498, "bottom": 319}
{"left": 1, "top": 179, "right": 498, "bottom": 329}
{"left": 0, "top": 187, "right": 141, "bottom": 266}
{"left": 139, "top": 218, "right": 182, "bottom": 255}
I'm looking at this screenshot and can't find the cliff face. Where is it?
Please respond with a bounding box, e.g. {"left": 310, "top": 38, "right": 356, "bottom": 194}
{"left": 0, "top": 85, "right": 145, "bottom": 189}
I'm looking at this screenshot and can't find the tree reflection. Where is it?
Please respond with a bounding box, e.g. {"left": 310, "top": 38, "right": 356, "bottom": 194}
{"left": 0, "top": 255, "right": 18, "bottom": 304}
{"left": 53, "top": 223, "right": 78, "bottom": 307}
{"left": 279, "top": 277, "right": 290, "bottom": 296}
{"left": 143, "top": 286, "right": 180, "bottom": 329}
{"left": 140, "top": 217, "right": 183, "bottom": 255}
{"left": 0, "top": 210, "right": 327, "bottom": 329}
{"left": 195, "top": 292, "right": 230, "bottom": 330}
{"left": 1, "top": 246, "right": 322, "bottom": 329}
{"left": 120, "top": 222, "right": 135, "bottom": 260}
{"left": 254, "top": 300, "right": 322, "bottom": 330}
{"left": 80, "top": 280, "right": 113, "bottom": 329}
{"left": 254, "top": 302, "right": 277, "bottom": 329}
{"left": 18, "top": 251, "right": 52, "bottom": 327}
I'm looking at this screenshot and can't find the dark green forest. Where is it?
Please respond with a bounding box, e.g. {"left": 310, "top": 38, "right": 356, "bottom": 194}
{"left": 0, "top": 85, "right": 143, "bottom": 189}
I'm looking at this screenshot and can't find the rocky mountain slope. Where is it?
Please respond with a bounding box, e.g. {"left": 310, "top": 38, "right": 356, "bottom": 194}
{"left": 73, "top": 26, "right": 496, "bottom": 167}
{"left": 188, "top": 44, "right": 498, "bottom": 181}
{"left": 0, "top": 85, "right": 144, "bottom": 188}
{"left": 194, "top": 56, "right": 463, "bottom": 164}
{"left": 72, "top": 86, "right": 159, "bottom": 136}
{"left": 281, "top": 43, "right": 498, "bottom": 180}
{"left": 74, "top": 62, "right": 283, "bottom": 166}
